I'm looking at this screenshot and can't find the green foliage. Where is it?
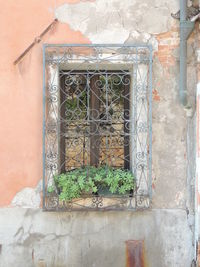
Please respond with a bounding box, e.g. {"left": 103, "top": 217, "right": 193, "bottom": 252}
{"left": 65, "top": 90, "right": 87, "bottom": 120}
{"left": 47, "top": 186, "right": 55, "bottom": 193}
{"left": 49, "top": 166, "right": 135, "bottom": 201}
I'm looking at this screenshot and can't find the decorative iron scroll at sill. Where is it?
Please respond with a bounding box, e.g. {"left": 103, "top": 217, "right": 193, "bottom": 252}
{"left": 43, "top": 44, "right": 152, "bottom": 211}
{"left": 45, "top": 194, "right": 150, "bottom": 211}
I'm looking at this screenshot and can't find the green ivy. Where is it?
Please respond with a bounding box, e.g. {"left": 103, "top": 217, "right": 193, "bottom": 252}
{"left": 48, "top": 166, "right": 135, "bottom": 201}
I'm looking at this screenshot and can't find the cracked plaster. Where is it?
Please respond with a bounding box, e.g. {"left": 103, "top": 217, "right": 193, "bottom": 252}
{"left": 11, "top": 180, "right": 42, "bottom": 209}
{"left": 0, "top": 208, "right": 194, "bottom": 267}
{"left": 55, "top": 0, "right": 179, "bottom": 44}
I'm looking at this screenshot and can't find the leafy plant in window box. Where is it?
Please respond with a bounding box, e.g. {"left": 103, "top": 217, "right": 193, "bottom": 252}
{"left": 47, "top": 166, "right": 135, "bottom": 201}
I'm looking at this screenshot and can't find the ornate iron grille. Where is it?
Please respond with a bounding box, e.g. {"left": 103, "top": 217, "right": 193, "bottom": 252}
{"left": 43, "top": 44, "right": 152, "bottom": 211}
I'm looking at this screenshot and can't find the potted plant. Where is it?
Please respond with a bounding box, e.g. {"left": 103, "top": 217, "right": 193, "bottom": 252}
{"left": 47, "top": 166, "right": 135, "bottom": 201}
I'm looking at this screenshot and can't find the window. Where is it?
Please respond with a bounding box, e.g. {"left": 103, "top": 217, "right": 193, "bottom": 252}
{"left": 43, "top": 44, "right": 152, "bottom": 211}
{"left": 59, "top": 71, "right": 130, "bottom": 171}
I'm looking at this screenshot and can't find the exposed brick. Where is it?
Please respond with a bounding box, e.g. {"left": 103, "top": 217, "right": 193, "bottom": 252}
{"left": 153, "top": 89, "right": 161, "bottom": 102}
{"left": 155, "top": 29, "right": 179, "bottom": 68}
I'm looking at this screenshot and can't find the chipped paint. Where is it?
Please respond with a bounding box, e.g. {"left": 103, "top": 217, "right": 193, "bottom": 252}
{"left": 155, "top": 28, "right": 179, "bottom": 68}
{"left": 55, "top": 0, "right": 179, "bottom": 44}
{"left": 11, "top": 180, "right": 42, "bottom": 208}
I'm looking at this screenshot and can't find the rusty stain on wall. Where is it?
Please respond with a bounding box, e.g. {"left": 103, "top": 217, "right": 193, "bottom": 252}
{"left": 126, "top": 240, "right": 146, "bottom": 267}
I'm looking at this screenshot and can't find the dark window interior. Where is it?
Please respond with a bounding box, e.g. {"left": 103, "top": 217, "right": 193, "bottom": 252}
{"left": 59, "top": 71, "right": 131, "bottom": 173}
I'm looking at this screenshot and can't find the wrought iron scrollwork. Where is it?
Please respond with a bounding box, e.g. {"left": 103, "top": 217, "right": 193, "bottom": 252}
{"left": 43, "top": 45, "right": 152, "bottom": 211}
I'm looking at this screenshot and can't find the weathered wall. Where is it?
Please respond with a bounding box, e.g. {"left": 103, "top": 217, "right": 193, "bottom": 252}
{"left": 0, "top": 209, "right": 193, "bottom": 267}
{"left": 194, "top": 18, "right": 200, "bottom": 267}
{"left": 0, "top": 0, "right": 91, "bottom": 206}
{"left": 0, "top": 0, "right": 197, "bottom": 266}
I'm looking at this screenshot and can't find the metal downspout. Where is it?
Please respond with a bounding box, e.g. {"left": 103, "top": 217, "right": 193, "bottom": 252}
{"left": 180, "top": 0, "right": 194, "bottom": 105}
{"left": 180, "top": 0, "right": 196, "bottom": 263}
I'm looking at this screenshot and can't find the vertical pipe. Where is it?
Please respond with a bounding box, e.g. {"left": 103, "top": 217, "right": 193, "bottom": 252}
{"left": 180, "top": 0, "right": 187, "bottom": 20}
{"left": 179, "top": 0, "right": 195, "bottom": 105}
{"left": 180, "top": 0, "right": 187, "bottom": 105}
{"left": 180, "top": 0, "right": 196, "bottom": 263}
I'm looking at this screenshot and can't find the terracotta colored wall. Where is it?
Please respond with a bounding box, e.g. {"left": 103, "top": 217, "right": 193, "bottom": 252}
{"left": 0, "top": 0, "right": 91, "bottom": 206}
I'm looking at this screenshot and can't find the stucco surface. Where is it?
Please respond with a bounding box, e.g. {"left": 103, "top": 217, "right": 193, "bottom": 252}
{"left": 0, "top": 208, "right": 193, "bottom": 267}
{"left": 55, "top": 0, "right": 179, "bottom": 43}
{"left": 0, "top": 0, "right": 190, "bottom": 209}
{"left": 0, "top": 0, "right": 91, "bottom": 206}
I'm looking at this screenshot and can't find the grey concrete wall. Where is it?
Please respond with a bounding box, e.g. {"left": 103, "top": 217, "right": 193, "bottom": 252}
{"left": 0, "top": 208, "right": 193, "bottom": 267}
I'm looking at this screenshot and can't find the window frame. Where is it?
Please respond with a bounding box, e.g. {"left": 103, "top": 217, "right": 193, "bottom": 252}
{"left": 43, "top": 44, "right": 153, "bottom": 211}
